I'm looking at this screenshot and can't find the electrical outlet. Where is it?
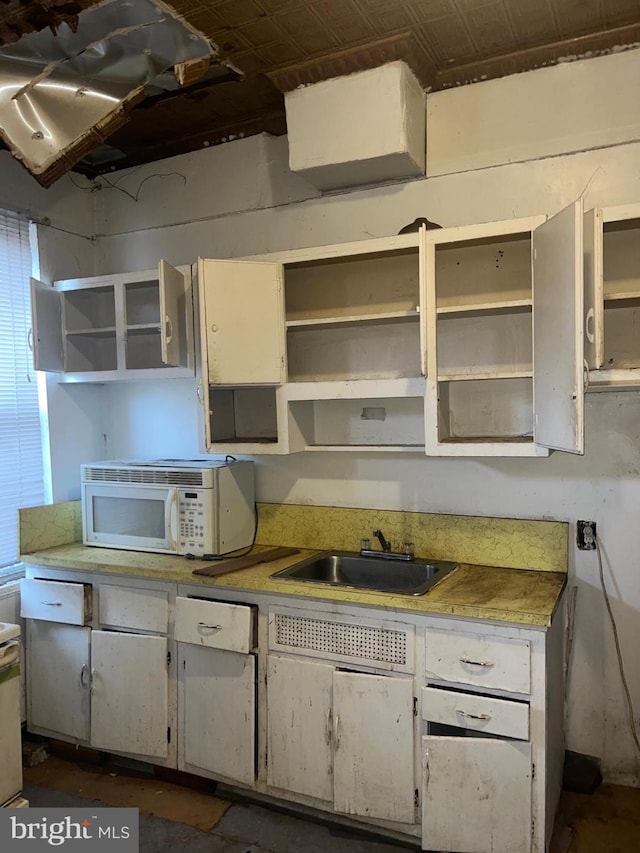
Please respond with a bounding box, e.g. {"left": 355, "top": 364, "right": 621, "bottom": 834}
{"left": 577, "top": 520, "right": 597, "bottom": 550}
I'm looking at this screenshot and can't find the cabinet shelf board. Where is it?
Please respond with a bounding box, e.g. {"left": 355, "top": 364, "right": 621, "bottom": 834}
{"left": 304, "top": 444, "right": 425, "bottom": 452}
{"left": 286, "top": 310, "right": 419, "bottom": 330}
{"left": 430, "top": 437, "right": 548, "bottom": 457}
{"left": 603, "top": 290, "right": 640, "bottom": 305}
{"left": 437, "top": 299, "right": 532, "bottom": 317}
{"left": 65, "top": 327, "right": 116, "bottom": 338}
{"left": 127, "top": 323, "right": 162, "bottom": 335}
{"left": 437, "top": 370, "right": 533, "bottom": 382}
{"left": 587, "top": 368, "right": 640, "bottom": 391}
{"left": 284, "top": 377, "right": 426, "bottom": 401}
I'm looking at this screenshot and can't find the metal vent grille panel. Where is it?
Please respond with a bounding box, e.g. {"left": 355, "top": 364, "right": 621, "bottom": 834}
{"left": 83, "top": 468, "right": 204, "bottom": 486}
{"left": 273, "top": 613, "right": 407, "bottom": 665}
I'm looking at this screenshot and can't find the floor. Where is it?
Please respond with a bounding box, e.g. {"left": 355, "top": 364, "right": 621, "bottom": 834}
{"left": 20, "top": 755, "right": 640, "bottom": 853}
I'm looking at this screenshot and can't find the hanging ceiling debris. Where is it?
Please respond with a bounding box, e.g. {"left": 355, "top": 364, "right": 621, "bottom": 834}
{"left": 0, "top": 0, "right": 234, "bottom": 185}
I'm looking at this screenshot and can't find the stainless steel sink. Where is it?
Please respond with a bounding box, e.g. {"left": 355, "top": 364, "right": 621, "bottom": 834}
{"left": 270, "top": 551, "right": 458, "bottom": 596}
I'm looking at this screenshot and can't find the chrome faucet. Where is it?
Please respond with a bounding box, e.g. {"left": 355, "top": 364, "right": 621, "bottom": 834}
{"left": 360, "top": 529, "right": 415, "bottom": 562}
{"left": 373, "top": 528, "right": 391, "bottom": 552}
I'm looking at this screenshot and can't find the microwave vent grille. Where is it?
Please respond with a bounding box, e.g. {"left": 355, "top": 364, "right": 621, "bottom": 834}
{"left": 83, "top": 467, "right": 204, "bottom": 486}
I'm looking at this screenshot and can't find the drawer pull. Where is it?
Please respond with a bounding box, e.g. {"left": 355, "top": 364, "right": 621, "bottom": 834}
{"left": 459, "top": 657, "right": 494, "bottom": 668}
{"left": 41, "top": 601, "right": 63, "bottom": 607}
{"left": 197, "top": 622, "right": 223, "bottom": 630}
{"left": 457, "top": 710, "right": 491, "bottom": 722}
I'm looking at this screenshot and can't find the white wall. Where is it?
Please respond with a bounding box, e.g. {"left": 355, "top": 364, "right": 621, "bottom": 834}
{"left": 427, "top": 48, "right": 640, "bottom": 175}
{"left": 60, "top": 50, "right": 640, "bottom": 785}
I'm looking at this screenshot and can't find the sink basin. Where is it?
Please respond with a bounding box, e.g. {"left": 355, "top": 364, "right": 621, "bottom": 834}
{"left": 270, "top": 551, "right": 458, "bottom": 596}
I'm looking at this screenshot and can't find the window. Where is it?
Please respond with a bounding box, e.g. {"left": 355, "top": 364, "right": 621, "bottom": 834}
{"left": 0, "top": 210, "right": 45, "bottom": 567}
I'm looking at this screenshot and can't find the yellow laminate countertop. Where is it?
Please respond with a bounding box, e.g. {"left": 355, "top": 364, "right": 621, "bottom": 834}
{"left": 21, "top": 543, "right": 566, "bottom": 628}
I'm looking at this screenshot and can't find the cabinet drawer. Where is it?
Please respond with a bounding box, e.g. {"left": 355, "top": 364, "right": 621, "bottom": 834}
{"left": 98, "top": 585, "right": 168, "bottom": 633}
{"left": 175, "top": 597, "right": 254, "bottom": 653}
{"left": 422, "top": 686, "right": 529, "bottom": 740}
{"left": 21, "top": 579, "right": 91, "bottom": 625}
{"left": 425, "top": 629, "right": 530, "bottom": 694}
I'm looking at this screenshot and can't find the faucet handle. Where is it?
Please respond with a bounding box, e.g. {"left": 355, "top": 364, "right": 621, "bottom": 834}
{"left": 360, "top": 538, "right": 371, "bottom": 551}
{"left": 402, "top": 542, "right": 415, "bottom": 556}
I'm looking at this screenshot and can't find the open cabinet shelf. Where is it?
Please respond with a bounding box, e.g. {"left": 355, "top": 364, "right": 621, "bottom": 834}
{"left": 587, "top": 205, "right": 640, "bottom": 389}
{"left": 426, "top": 204, "right": 583, "bottom": 456}
{"left": 284, "top": 378, "right": 426, "bottom": 453}
{"left": 31, "top": 262, "right": 194, "bottom": 381}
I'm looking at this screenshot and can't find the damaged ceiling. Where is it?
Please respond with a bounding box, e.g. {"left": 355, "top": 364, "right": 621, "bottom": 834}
{"left": 1, "top": 0, "right": 640, "bottom": 181}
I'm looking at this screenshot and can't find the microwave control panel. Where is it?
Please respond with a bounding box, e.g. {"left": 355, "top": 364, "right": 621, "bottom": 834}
{"left": 179, "top": 490, "right": 207, "bottom": 551}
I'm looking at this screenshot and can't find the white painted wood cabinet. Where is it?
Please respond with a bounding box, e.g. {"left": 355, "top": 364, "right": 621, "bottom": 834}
{"left": 178, "top": 643, "right": 256, "bottom": 785}
{"left": 584, "top": 202, "right": 640, "bottom": 390}
{"left": 175, "top": 592, "right": 257, "bottom": 786}
{"left": 23, "top": 574, "right": 174, "bottom": 765}
{"left": 90, "top": 630, "right": 169, "bottom": 760}
{"left": 23, "top": 565, "right": 564, "bottom": 853}
{"left": 198, "top": 207, "right": 586, "bottom": 457}
{"left": 424, "top": 202, "right": 584, "bottom": 456}
{"left": 26, "top": 620, "right": 91, "bottom": 742}
{"left": 422, "top": 737, "right": 532, "bottom": 853}
{"left": 31, "top": 261, "right": 194, "bottom": 381}
{"left": 265, "top": 655, "right": 415, "bottom": 823}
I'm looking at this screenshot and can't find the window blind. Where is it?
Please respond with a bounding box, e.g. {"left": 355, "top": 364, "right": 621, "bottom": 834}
{"left": 0, "top": 210, "right": 44, "bottom": 566}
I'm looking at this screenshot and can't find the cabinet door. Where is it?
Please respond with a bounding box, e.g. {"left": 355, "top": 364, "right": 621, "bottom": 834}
{"left": 334, "top": 671, "right": 414, "bottom": 823}
{"left": 26, "top": 621, "right": 90, "bottom": 741}
{"left": 90, "top": 630, "right": 168, "bottom": 759}
{"left": 199, "top": 258, "right": 285, "bottom": 385}
{"left": 422, "top": 736, "right": 532, "bottom": 853}
{"left": 583, "top": 207, "right": 604, "bottom": 370}
{"left": 266, "top": 655, "right": 333, "bottom": 801}
{"left": 533, "top": 201, "right": 584, "bottom": 454}
{"left": 179, "top": 644, "right": 255, "bottom": 786}
{"left": 30, "top": 278, "right": 64, "bottom": 372}
{"left": 159, "top": 260, "right": 188, "bottom": 367}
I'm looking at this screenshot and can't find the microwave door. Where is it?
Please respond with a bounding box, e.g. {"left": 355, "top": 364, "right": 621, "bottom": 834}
{"left": 84, "top": 485, "right": 178, "bottom": 553}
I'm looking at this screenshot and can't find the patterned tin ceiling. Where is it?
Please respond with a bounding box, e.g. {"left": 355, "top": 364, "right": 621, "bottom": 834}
{"left": 2, "top": 0, "right": 640, "bottom": 175}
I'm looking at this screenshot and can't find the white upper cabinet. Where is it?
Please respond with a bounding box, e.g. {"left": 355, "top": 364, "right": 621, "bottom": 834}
{"left": 583, "top": 202, "right": 640, "bottom": 390}
{"left": 424, "top": 202, "right": 584, "bottom": 456}
{"left": 198, "top": 258, "right": 285, "bottom": 386}
{"left": 198, "top": 234, "right": 425, "bottom": 455}
{"left": 30, "top": 262, "right": 194, "bottom": 381}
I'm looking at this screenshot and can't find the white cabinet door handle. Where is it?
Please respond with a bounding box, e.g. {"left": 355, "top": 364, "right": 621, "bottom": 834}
{"left": 334, "top": 714, "right": 341, "bottom": 750}
{"left": 196, "top": 380, "right": 204, "bottom": 406}
{"left": 80, "top": 664, "right": 89, "bottom": 688}
{"left": 457, "top": 710, "right": 491, "bottom": 721}
{"left": 197, "top": 622, "right": 223, "bottom": 630}
{"left": 41, "top": 601, "right": 62, "bottom": 607}
{"left": 459, "top": 657, "right": 494, "bottom": 667}
{"left": 585, "top": 307, "right": 595, "bottom": 344}
{"left": 165, "top": 316, "right": 173, "bottom": 344}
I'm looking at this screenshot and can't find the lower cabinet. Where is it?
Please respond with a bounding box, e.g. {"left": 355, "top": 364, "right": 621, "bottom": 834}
{"left": 422, "top": 737, "right": 532, "bottom": 853}
{"left": 26, "top": 621, "right": 172, "bottom": 763}
{"left": 23, "top": 569, "right": 563, "bottom": 853}
{"left": 266, "top": 654, "right": 415, "bottom": 824}
{"left": 26, "top": 620, "right": 91, "bottom": 742}
{"left": 90, "top": 630, "right": 169, "bottom": 760}
{"left": 177, "top": 643, "right": 256, "bottom": 785}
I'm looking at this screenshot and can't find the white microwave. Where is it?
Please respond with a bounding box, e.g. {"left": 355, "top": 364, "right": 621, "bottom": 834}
{"left": 81, "top": 460, "right": 255, "bottom": 557}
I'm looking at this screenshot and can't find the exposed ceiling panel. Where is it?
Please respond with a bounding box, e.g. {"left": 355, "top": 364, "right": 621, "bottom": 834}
{"left": 1, "top": 0, "right": 639, "bottom": 177}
